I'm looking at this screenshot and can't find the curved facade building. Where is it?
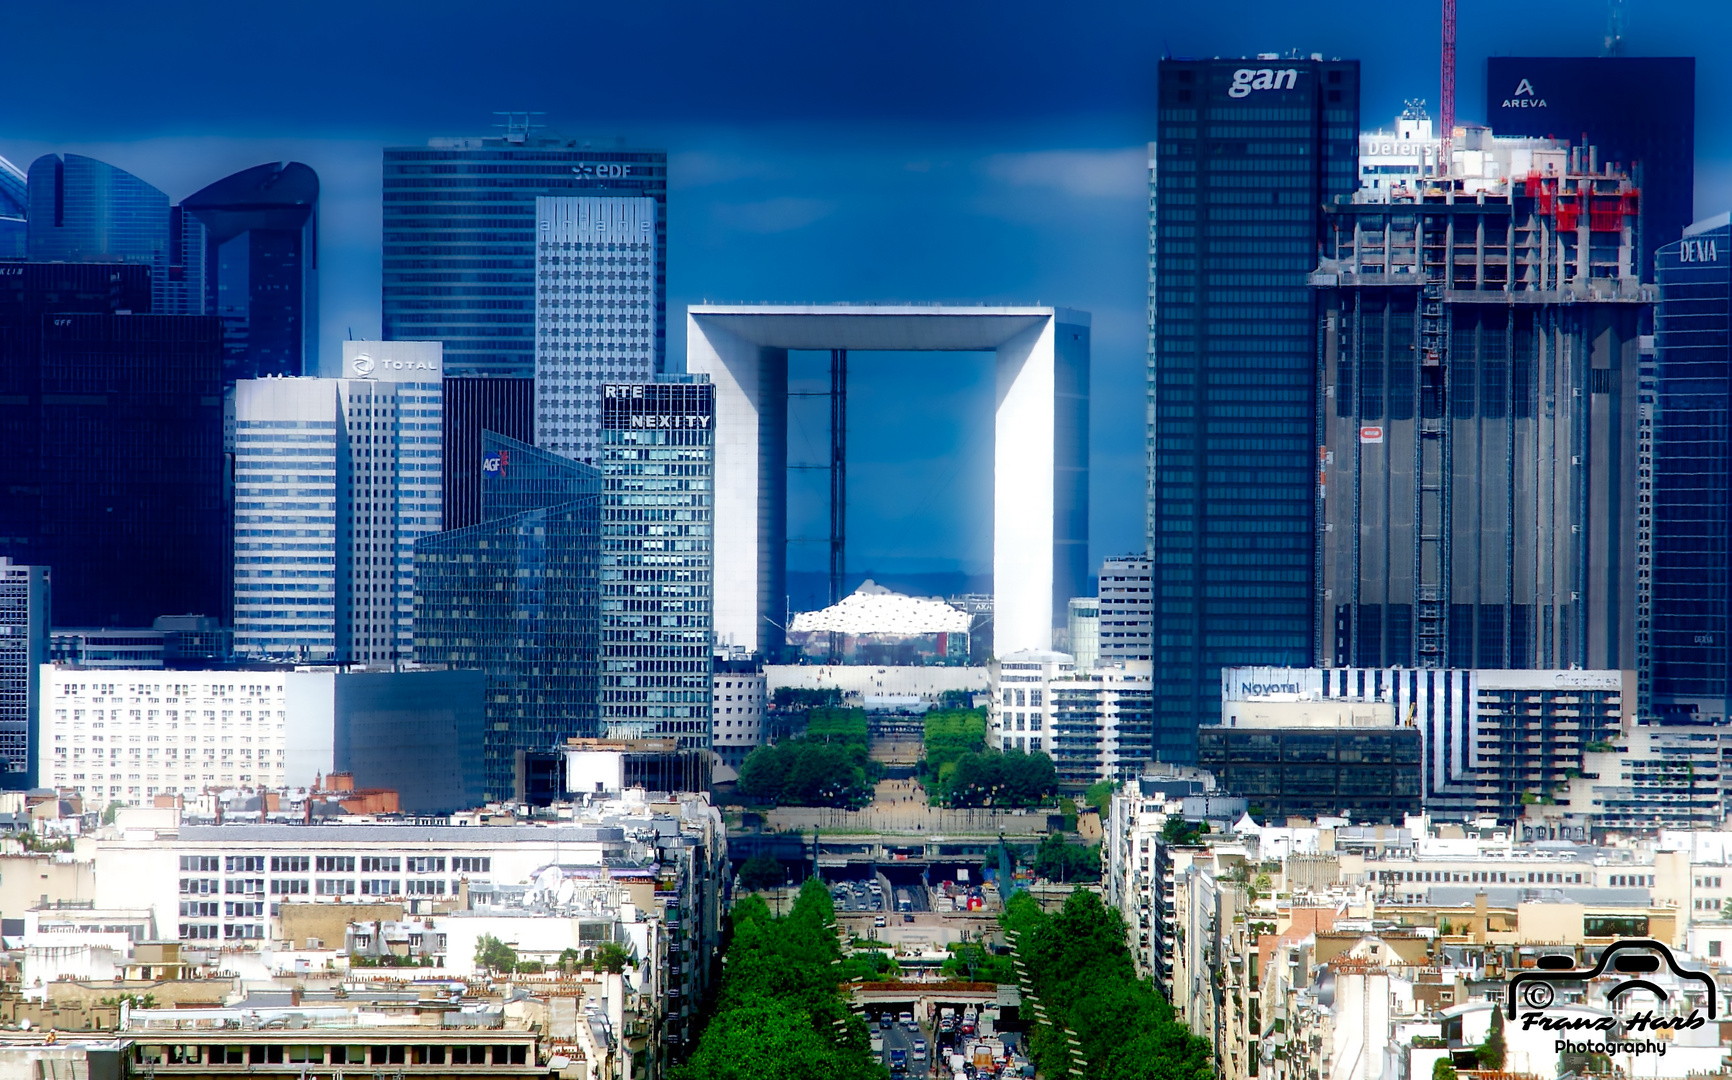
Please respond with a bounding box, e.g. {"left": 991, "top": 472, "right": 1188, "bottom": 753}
{"left": 0, "top": 155, "right": 24, "bottom": 258}
{"left": 182, "top": 161, "right": 319, "bottom": 381}
{"left": 26, "top": 153, "right": 169, "bottom": 268}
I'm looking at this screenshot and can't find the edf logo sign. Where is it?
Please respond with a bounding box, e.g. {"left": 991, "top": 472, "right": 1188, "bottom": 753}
{"left": 1229, "top": 68, "right": 1299, "bottom": 98}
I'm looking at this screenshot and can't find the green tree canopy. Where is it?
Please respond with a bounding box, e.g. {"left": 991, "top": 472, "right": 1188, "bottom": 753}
{"left": 737, "top": 739, "right": 878, "bottom": 807}
{"left": 1004, "top": 889, "right": 1211, "bottom": 1080}
{"left": 474, "top": 934, "right": 518, "bottom": 975}
{"left": 1031, "top": 832, "right": 1101, "bottom": 883}
{"left": 675, "top": 877, "right": 885, "bottom": 1080}
{"left": 940, "top": 748, "right": 1057, "bottom": 808}
{"left": 738, "top": 854, "right": 787, "bottom": 891}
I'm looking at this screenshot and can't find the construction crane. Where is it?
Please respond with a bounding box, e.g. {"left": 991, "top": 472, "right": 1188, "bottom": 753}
{"left": 1439, "top": 0, "right": 1455, "bottom": 176}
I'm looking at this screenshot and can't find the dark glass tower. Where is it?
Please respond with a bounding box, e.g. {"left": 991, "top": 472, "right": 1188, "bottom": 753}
{"left": 413, "top": 432, "right": 601, "bottom": 800}
{"left": 600, "top": 381, "right": 714, "bottom": 749}
{"left": 1487, "top": 57, "right": 1694, "bottom": 281}
{"left": 181, "top": 162, "right": 319, "bottom": 381}
{"left": 37, "top": 314, "right": 226, "bottom": 626}
{"left": 1146, "top": 57, "right": 1359, "bottom": 762}
{"left": 1651, "top": 216, "right": 1732, "bottom": 722}
{"left": 441, "top": 376, "right": 534, "bottom": 530}
{"left": 382, "top": 128, "right": 667, "bottom": 379}
{"left": 0, "top": 265, "right": 224, "bottom": 626}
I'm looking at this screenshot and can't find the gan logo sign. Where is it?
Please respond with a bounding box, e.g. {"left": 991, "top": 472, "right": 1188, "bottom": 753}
{"left": 1502, "top": 78, "right": 1547, "bottom": 109}
{"left": 1228, "top": 68, "right": 1299, "bottom": 98}
{"left": 1505, "top": 939, "right": 1715, "bottom": 1060}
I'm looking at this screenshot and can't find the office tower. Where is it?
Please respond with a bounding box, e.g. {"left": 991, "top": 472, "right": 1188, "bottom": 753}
{"left": 0, "top": 155, "right": 23, "bottom": 258}
{"left": 25, "top": 154, "right": 174, "bottom": 309}
{"left": 36, "top": 312, "right": 226, "bottom": 626}
{"left": 181, "top": 162, "right": 320, "bottom": 381}
{"left": 1487, "top": 57, "right": 1694, "bottom": 280}
{"left": 599, "top": 381, "right": 714, "bottom": 748}
{"left": 1147, "top": 57, "right": 1359, "bottom": 762}
{"left": 1067, "top": 596, "right": 1100, "bottom": 673}
{"left": 1650, "top": 216, "right": 1732, "bottom": 722}
{"left": 382, "top": 124, "right": 667, "bottom": 378}
{"left": 536, "top": 197, "right": 657, "bottom": 462}
{"left": 1315, "top": 134, "right": 1649, "bottom": 671}
{"left": 414, "top": 432, "right": 602, "bottom": 801}
{"left": 232, "top": 342, "right": 443, "bottom": 663}
{"left": 0, "top": 263, "right": 153, "bottom": 566}
{"left": 0, "top": 559, "right": 49, "bottom": 786}
{"left": 1221, "top": 667, "right": 1629, "bottom": 824}
{"left": 1097, "top": 555, "right": 1151, "bottom": 664}
{"left": 159, "top": 206, "right": 207, "bottom": 317}
{"left": 441, "top": 377, "right": 533, "bottom": 530}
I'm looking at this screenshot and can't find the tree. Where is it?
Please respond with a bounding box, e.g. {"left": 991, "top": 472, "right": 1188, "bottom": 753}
{"left": 1432, "top": 1058, "right": 1459, "bottom": 1080}
{"left": 739, "top": 854, "right": 786, "bottom": 891}
{"left": 591, "top": 941, "right": 633, "bottom": 974}
{"left": 1083, "top": 780, "right": 1117, "bottom": 816}
{"left": 1477, "top": 1008, "right": 1506, "bottom": 1070}
{"left": 675, "top": 875, "right": 884, "bottom": 1080}
{"left": 1005, "top": 889, "right": 1211, "bottom": 1080}
{"left": 1161, "top": 817, "right": 1210, "bottom": 846}
{"left": 102, "top": 801, "right": 124, "bottom": 826}
{"left": 1031, "top": 833, "right": 1101, "bottom": 884}
{"left": 474, "top": 934, "right": 518, "bottom": 975}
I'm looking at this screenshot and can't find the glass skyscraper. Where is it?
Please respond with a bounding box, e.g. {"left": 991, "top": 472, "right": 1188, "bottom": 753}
{"left": 1651, "top": 215, "right": 1732, "bottom": 722}
{"left": 536, "top": 197, "right": 658, "bottom": 462}
{"left": 441, "top": 376, "right": 534, "bottom": 530}
{"left": 1146, "top": 57, "right": 1359, "bottom": 762}
{"left": 181, "top": 161, "right": 320, "bottom": 381}
{"left": 231, "top": 344, "right": 443, "bottom": 663}
{"left": 381, "top": 129, "right": 666, "bottom": 379}
{"left": 600, "top": 381, "right": 714, "bottom": 749}
{"left": 26, "top": 154, "right": 174, "bottom": 309}
{"left": 0, "top": 155, "right": 23, "bottom": 259}
{"left": 413, "top": 432, "right": 602, "bottom": 801}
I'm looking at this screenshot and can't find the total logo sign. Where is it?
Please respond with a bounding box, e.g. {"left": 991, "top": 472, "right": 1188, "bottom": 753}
{"left": 1229, "top": 67, "right": 1300, "bottom": 98}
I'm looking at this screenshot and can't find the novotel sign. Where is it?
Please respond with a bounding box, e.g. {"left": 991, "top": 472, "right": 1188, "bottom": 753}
{"left": 1240, "top": 681, "right": 1302, "bottom": 697}
{"left": 1229, "top": 68, "right": 1300, "bottom": 98}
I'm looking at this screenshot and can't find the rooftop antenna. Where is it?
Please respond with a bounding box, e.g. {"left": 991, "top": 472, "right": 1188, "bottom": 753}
{"left": 1603, "top": 0, "right": 1626, "bottom": 56}
{"left": 1439, "top": 0, "right": 1456, "bottom": 176}
{"left": 492, "top": 111, "right": 547, "bottom": 145}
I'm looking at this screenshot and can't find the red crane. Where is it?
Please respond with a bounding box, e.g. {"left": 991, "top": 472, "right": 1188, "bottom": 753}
{"left": 1440, "top": 0, "right": 1456, "bottom": 176}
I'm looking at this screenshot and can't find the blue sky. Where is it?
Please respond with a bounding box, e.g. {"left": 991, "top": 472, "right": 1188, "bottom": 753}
{"left": 4, "top": 0, "right": 1727, "bottom": 580}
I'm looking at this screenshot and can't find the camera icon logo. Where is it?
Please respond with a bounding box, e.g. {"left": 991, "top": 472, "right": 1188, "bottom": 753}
{"left": 1504, "top": 939, "right": 1717, "bottom": 1020}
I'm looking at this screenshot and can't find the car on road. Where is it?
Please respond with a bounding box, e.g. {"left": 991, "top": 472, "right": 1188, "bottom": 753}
{"left": 913, "top": 1040, "right": 927, "bottom": 1059}
{"left": 899, "top": 1011, "right": 914, "bottom": 1027}
{"left": 874, "top": 915, "right": 886, "bottom": 927}
{"left": 879, "top": 1015, "right": 893, "bottom": 1030}
{"left": 903, "top": 913, "right": 915, "bottom": 923}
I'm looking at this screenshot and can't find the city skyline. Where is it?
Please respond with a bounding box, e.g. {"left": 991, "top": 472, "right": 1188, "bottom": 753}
{"left": 10, "top": 0, "right": 1728, "bottom": 572}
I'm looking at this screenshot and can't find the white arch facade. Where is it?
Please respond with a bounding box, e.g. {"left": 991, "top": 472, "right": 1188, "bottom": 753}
{"left": 687, "top": 305, "right": 1089, "bottom": 657}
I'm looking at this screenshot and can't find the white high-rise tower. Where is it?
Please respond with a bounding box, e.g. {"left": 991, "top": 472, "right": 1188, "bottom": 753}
{"left": 534, "top": 196, "right": 657, "bottom": 462}
{"left": 232, "top": 342, "right": 442, "bottom": 662}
